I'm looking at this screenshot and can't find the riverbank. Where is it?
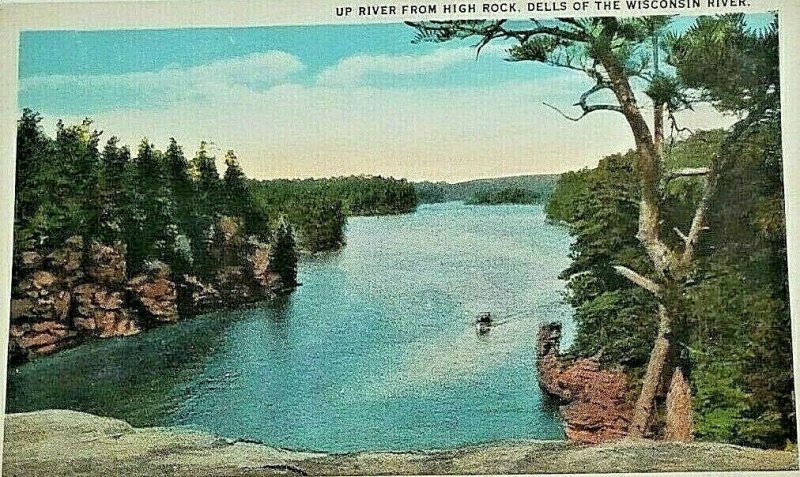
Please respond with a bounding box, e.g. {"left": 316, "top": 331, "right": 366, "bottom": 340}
{"left": 3, "top": 410, "right": 797, "bottom": 476}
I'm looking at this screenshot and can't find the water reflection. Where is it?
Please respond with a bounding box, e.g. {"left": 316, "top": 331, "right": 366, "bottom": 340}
{"left": 6, "top": 309, "right": 239, "bottom": 426}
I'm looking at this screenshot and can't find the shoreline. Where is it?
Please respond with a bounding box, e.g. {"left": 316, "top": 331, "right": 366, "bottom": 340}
{"left": 3, "top": 410, "right": 797, "bottom": 476}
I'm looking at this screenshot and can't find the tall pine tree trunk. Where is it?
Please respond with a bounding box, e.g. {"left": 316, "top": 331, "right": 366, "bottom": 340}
{"left": 602, "top": 54, "right": 677, "bottom": 437}
{"left": 629, "top": 304, "right": 672, "bottom": 438}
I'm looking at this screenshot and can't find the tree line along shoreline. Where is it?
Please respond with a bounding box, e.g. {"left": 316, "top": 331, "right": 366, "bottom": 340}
{"left": 9, "top": 110, "right": 419, "bottom": 362}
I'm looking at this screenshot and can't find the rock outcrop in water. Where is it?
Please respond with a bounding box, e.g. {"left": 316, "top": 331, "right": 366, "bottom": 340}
{"left": 536, "top": 322, "right": 634, "bottom": 444}
{"left": 9, "top": 217, "right": 293, "bottom": 362}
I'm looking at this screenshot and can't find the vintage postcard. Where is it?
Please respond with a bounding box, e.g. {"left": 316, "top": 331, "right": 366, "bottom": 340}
{"left": 0, "top": 0, "right": 799, "bottom": 475}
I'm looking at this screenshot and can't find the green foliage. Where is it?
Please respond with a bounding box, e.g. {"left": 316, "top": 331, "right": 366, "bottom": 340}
{"left": 548, "top": 152, "right": 657, "bottom": 367}
{"left": 249, "top": 175, "right": 416, "bottom": 253}
{"left": 465, "top": 187, "right": 543, "bottom": 205}
{"left": 14, "top": 114, "right": 413, "bottom": 287}
{"left": 544, "top": 170, "right": 590, "bottom": 223}
{"left": 14, "top": 114, "right": 295, "bottom": 283}
{"left": 416, "top": 175, "right": 559, "bottom": 204}
{"left": 686, "top": 269, "right": 793, "bottom": 447}
{"left": 269, "top": 217, "right": 299, "bottom": 288}
{"left": 667, "top": 14, "right": 779, "bottom": 115}
{"left": 412, "top": 12, "right": 791, "bottom": 448}
{"left": 548, "top": 125, "right": 793, "bottom": 447}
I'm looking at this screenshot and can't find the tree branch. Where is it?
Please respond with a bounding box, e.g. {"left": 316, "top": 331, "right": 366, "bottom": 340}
{"left": 542, "top": 79, "right": 623, "bottom": 121}
{"left": 679, "top": 164, "right": 716, "bottom": 266}
{"left": 407, "top": 19, "right": 589, "bottom": 47}
{"left": 673, "top": 227, "right": 689, "bottom": 244}
{"left": 663, "top": 167, "right": 710, "bottom": 182}
{"left": 543, "top": 102, "right": 623, "bottom": 121}
{"left": 613, "top": 265, "right": 663, "bottom": 297}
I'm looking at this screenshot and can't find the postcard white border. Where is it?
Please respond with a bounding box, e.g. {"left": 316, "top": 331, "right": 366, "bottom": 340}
{"left": 0, "top": 1, "right": 799, "bottom": 476}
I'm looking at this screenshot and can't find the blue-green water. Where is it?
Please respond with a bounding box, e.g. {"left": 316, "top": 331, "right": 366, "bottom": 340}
{"left": 6, "top": 202, "right": 575, "bottom": 452}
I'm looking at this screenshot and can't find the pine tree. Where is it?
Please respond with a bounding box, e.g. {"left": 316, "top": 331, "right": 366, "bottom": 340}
{"left": 222, "top": 149, "right": 248, "bottom": 217}
{"left": 54, "top": 118, "right": 103, "bottom": 245}
{"left": 408, "top": 14, "right": 780, "bottom": 437}
{"left": 15, "top": 109, "right": 50, "bottom": 232}
{"left": 269, "top": 216, "right": 298, "bottom": 289}
{"left": 99, "top": 136, "right": 130, "bottom": 241}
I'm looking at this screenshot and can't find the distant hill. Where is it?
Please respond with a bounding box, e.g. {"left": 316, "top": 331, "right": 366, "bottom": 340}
{"left": 414, "top": 174, "right": 561, "bottom": 204}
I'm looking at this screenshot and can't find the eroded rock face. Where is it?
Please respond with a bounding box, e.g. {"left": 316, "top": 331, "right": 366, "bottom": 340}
{"left": 556, "top": 359, "right": 633, "bottom": 443}
{"left": 88, "top": 241, "right": 126, "bottom": 285}
{"left": 19, "top": 251, "right": 43, "bottom": 271}
{"left": 182, "top": 275, "right": 222, "bottom": 312}
{"left": 11, "top": 271, "right": 71, "bottom": 323}
{"left": 10, "top": 248, "right": 76, "bottom": 359}
{"left": 247, "top": 240, "right": 272, "bottom": 289}
{"left": 9, "top": 227, "right": 295, "bottom": 362}
{"left": 10, "top": 321, "right": 76, "bottom": 355}
{"left": 73, "top": 284, "right": 140, "bottom": 338}
{"left": 665, "top": 368, "right": 694, "bottom": 442}
{"left": 537, "top": 323, "right": 569, "bottom": 401}
{"left": 47, "top": 236, "right": 84, "bottom": 285}
{"left": 127, "top": 262, "right": 178, "bottom": 323}
{"left": 215, "top": 266, "right": 255, "bottom": 303}
{"left": 536, "top": 322, "right": 634, "bottom": 444}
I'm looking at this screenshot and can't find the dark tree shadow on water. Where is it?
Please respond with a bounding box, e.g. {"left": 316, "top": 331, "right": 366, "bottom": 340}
{"left": 5, "top": 311, "right": 239, "bottom": 426}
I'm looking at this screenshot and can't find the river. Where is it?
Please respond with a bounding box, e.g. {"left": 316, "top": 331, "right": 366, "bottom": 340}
{"left": 6, "top": 202, "right": 575, "bottom": 452}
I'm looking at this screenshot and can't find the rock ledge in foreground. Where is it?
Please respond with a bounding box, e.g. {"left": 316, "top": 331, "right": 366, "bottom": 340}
{"left": 3, "top": 410, "right": 797, "bottom": 476}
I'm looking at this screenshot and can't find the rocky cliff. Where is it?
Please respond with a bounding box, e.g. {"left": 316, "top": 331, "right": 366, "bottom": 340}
{"left": 9, "top": 218, "right": 289, "bottom": 362}
{"left": 536, "top": 322, "right": 634, "bottom": 444}
{"left": 536, "top": 322, "right": 695, "bottom": 445}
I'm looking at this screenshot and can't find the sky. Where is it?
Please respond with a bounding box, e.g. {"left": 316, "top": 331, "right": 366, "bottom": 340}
{"left": 17, "top": 16, "right": 769, "bottom": 182}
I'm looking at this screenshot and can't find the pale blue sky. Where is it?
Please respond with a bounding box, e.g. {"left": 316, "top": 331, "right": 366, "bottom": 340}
{"left": 17, "top": 15, "right": 774, "bottom": 181}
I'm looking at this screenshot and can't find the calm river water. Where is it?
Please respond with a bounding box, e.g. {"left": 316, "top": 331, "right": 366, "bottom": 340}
{"left": 6, "top": 202, "right": 575, "bottom": 452}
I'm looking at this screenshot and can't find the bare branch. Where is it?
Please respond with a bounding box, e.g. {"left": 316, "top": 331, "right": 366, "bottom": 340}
{"left": 613, "top": 265, "right": 663, "bottom": 297}
{"left": 680, "top": 167, "right": 715, "bottom": 266}
{"left": 543, "top": 102, "right": 623, "bottom": 121}
{"left": 542, "top": 78, "right": 623, "bottom": 121}
{"left": 673, "top": 227, "right": 689, "bottom": 244}
{"left": 543, "top": 102, "right": 584, "bottom": 121}
{"left": 668, "top": 109, "right": 693, "bottom": 146}
{"left": 407, "top": 19, "right": 589, "bottom": 48}
{"left": 474, "top": 20, "right": 506, "bottom": 58}
{"left": 663, "top": 167, "right": 711, "bottom": 182}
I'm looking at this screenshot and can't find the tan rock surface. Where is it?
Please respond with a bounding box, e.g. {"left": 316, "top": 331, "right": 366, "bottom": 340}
{"left": 73, "top": 283, "right": 140, "bottom": 338}
{"left": 3, "top": 410, "right": 797, "bottom": 476}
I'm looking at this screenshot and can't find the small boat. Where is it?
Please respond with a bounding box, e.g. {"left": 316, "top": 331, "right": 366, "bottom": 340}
{"left": 474, "top": 312, "right": 493, "bottom": 334}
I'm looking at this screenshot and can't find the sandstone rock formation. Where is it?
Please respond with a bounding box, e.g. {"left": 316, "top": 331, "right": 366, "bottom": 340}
{"left": 47, "top": 236, "right": 84, "bottom": 285}
{"left": 9, "top": 262, "right": 74, "bottom": 359}
{"left": 9, "top": 321, "right": 76, "bottom": 355}
{"left": 11, "top": 271, "right": 71, "bottom": 323}
{"left": 127, "top": 261, "right": 178, "bottom": 323}
{"left": 87, "top": 241, "right": 127, "bottom": 285}
{"left": 182, "top": 275, "right": 222, "bottom": 311}
{"left": 247, "top": 239, "right": 281, "bottom": 292}
{"left": 9, "top": 229, "right": 292, "bottom": 362}
{"left": 536, "top": 322, "right": 634, "bottom": 444}
{"left": 73, "top": 284, "right": 140, "bottom": 338}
